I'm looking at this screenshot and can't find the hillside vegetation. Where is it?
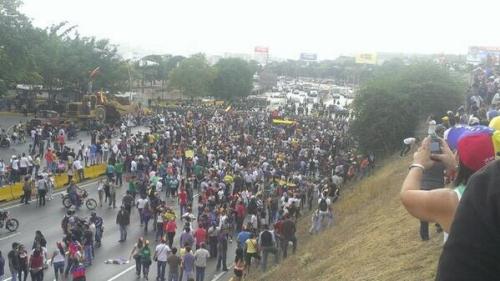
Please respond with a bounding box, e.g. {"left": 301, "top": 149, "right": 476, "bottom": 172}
{"left": 252, "top": 155, "right": 442, "bottom": 281}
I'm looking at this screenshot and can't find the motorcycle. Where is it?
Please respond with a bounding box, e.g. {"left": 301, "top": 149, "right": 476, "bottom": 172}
{"left": 61, "top": 190, "right": 97, "bottom": 210}
{"left": 0, "top": 210, "right": 19, "bottom": 232}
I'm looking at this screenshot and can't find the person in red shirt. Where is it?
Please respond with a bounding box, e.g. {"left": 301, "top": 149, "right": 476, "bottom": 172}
{"left": 178, "top": 188, "right": 188, "bottom": 215}
{"left": 194, "top": 226, "right": 207, "bottom": 248}
{"left": 57, "top": 133, "right": 65, "bottom": 152}
{"left": 235, "top": 201, "right": 246, "bottom": 232}
{"left": 164, "top": 219, "right": 177, "bottom": 248}
{"left": 45, "top": 148, "right": 55, "bottom": 173}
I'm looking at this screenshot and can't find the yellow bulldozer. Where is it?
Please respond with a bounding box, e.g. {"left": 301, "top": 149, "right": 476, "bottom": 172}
{"left": 65, "top": 91, "right": 134, "bottom": 126}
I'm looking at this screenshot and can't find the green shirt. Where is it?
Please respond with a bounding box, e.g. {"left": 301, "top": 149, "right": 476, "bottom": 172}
{"left": 128, "top": 181, "right": 137, "bottom": 193}
{"left": 194, "top": 164, "right": 203, "bottom": 177}
{"left": 114, "top": 163, "right": 124, "bottom": 174}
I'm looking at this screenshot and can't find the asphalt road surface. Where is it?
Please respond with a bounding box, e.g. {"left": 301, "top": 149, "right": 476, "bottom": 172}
{"left": 0, "top": 177, "right": 239, "bottom": 281}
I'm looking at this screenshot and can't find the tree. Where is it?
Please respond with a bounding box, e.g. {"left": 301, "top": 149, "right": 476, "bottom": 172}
{"left": 168, "top": 54, "right": 216, "bottom": 97}
{"left": 259, "top": 68, "right": 278, "bottom": 91}
{"left": 350, "top": 62, "right": 465, "bottom": 154}
{"left": 212, "top": 58, "right": 254, "bottom": 100}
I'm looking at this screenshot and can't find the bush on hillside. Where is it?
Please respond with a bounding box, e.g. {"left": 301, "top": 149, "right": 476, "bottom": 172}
{"left": 351, "top": 62, "right": 465, "bottom": 154}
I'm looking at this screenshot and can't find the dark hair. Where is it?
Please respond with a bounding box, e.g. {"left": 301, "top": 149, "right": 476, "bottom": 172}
{"left": 454, "top": 160, "right": 475, "bottom": 187}
{"left": 235, "top": 248, "right": 244, "bottom": 262}
{"left": 171, "top": 247, "right": 177, "bottom": 254}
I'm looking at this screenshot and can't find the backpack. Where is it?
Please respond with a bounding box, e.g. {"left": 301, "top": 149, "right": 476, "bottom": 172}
{"left": 319, "top": 198, "right": 328, "bottom": 212}
{"left": 260, "top": 230, "right": 273, "bottom": 247}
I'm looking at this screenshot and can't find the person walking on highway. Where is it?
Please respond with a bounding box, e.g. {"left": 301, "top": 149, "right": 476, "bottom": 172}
{"left": 194, "top": 243, "right": 210, "bottom": 281}
{"left": 154, "top": 238, "right": 171, "bottom": 281}
{"left": 97, "top": 178, "right": 104, "bottom": 207}
{"left": 167, "top": 247, "right": 181, "bottom": 281}
{"left": 114, "top": 160, "right": 124, "bottom": 187}
{"left": 8, "top": 243, "right": 20, "bottom": 281}
{"left": 232, "top": 248, "right": 245, "bottom": 281}
{"left": 165, "top": 219, "right": 177, "bottom": 249}
{"left": 215, "top": 228, "right": 228, "bottom": 272}
{"left": 28, "top": 247, "right": 44, "bottom": 281}
{"left": 109, "top": 180, "right": 117, "bottom": 208}
{"left": 36, "top": 175, "right": 47, "bottom": 207}
{"left": 117, "top": 205, "right": 130, "bottom": 242}
{"left": 130, "top": 237, "right": 144, "bottom": 277}
{"left": 180, "top": 246, "right": 195, "bottom": 281}
{"left": 17, "top": 244, "right": 29, "bottom": 281}
{"left": 21, "top": 176, "right": 32, "bottom": 205}
{"left": 140, "top": 240, "right": 152, "bottom": 280}
{"left": 50, "top": 242, "right": 66, "bottom": 281}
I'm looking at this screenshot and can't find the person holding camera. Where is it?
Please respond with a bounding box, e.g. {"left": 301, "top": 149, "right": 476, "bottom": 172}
{"left": 400, "top": 134, "right": 495, "bottom": 236}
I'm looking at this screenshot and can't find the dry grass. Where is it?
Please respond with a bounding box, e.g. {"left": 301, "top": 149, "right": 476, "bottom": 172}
{"left": 251, "top": 155, "right": 442, "bottom": 281}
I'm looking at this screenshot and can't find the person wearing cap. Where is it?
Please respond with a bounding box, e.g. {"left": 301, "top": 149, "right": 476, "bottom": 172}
{"left": 435, "top": 159, "right": 500, "bottom": 280}
{"left": 401, "top": 134, "right": 497, "bottom": 238}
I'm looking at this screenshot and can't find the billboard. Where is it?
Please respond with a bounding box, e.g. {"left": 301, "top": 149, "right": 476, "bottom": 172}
{"left": 467, "top": 46, "right": 500, "bottom": 65}
{"left": 355, "top": 53, "right": 378, "bottom": 64}
{"left": 300, "top": 53, "right": 318, "bottom": 61}
{"left": 254, "top": 46, "right": 269, "bottom": 53}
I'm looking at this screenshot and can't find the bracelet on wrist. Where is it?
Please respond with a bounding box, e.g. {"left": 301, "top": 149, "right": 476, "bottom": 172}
{"left": 408, "top": 163, "right": 425, "bottom": 171}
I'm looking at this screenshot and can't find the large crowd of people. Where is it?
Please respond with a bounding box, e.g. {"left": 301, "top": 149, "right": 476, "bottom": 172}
{"left": 0, "top": 94, "right": 372, "bottom": 281}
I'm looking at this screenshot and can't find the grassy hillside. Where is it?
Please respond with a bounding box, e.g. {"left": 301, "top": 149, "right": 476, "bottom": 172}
{"left": 251, "top": 155, "right": 443, "bottom": 281}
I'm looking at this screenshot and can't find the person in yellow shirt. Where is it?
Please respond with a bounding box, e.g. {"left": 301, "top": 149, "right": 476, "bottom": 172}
{"left": 244, "top": 233, "right": 260, "bottom": 273}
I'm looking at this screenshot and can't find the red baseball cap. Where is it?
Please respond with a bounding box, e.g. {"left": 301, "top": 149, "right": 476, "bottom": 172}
{"left": 457, "top": 133, "right": 496, "bottom": 172}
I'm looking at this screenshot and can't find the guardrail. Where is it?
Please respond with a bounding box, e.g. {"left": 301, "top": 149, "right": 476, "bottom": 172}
{"left": 0, "top": 164, "right": 106, "bottom": 202}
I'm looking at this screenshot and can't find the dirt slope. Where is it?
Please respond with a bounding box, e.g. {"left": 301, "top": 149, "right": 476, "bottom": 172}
{"left": 252, "top": 156, "right": 443, "bottom": 281}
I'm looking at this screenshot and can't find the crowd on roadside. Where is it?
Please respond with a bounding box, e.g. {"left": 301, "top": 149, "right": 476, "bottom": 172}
{"left": 400, "top": 66, "right": 500, "bottom": 280}
{"left": 0, "top": 95, "right": 374, "bottom": 281}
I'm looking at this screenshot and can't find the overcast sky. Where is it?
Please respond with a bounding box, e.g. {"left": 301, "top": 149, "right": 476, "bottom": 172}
{"left": 19, "top": 0, "right": 500, "bottom": 60}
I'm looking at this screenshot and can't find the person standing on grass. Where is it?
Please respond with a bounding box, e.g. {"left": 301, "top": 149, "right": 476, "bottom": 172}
{"left": 400, "top": 137, "right": 417, "bottom": 157}
{"left": 281, "top": 215, "right": 297, "bottom": 259}
{"left": 194, "top": 243, "right": 210, "bottom": 281}
{"left": 259, "top": 224, "right": 279, "bottom": 271}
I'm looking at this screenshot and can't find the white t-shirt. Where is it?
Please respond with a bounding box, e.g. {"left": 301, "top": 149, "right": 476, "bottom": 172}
{"left": 136, "top": 198, "right": 148, "bottom": 209}
{"left": 20, "top": 157, "right": 29, "bottom": 168}
{"left": 73, "top": 160, "right": 83, "bottom": 170}
{"left": 403, "top": 137, "right": 416, "bottom": 145}
{"left": 194, "top": 248, "right": 210, "bottom": 267}
{"left": 155, "top": 244, "right": 171, "bottom": 262}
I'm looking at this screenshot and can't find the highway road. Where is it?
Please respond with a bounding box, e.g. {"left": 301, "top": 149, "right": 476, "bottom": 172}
{"left": 0, "top": 177, "right": 239, "bottom": 281}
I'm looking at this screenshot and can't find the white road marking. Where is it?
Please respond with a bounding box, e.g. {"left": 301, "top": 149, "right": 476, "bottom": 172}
{"left": 211, "top": 265, "right": 234, "bottom": 281}
{"left": 1, "top": 179, "right": 100, "bottom": 210}
{"left": 0, "top": 231, "right": 20, "bottom": 241}
{"left": 107, "top": 264, "right": 136, "bottom": 281}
